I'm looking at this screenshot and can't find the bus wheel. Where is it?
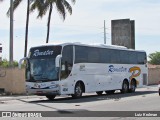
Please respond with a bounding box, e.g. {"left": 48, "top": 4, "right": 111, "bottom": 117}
{"left": 121, "top": 80, "right": 129, "bottom": 93}
{"left": 129, "top": 80, "right": 136, "bottom": 93}
{"left": 46, "top": 95, "right": 56, "bottom": 100}
{"left": 96, "top": 91, "right": 103, "bottom": 95}
{"left": 72, "top": 82, "right": 83, "bottom": 98}
{"left": 105, "top": 90, "right": 115, "bottom": 95}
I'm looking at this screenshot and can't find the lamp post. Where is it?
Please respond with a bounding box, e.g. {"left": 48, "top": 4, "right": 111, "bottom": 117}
{"left": 9, "top": 0, "right": 13, "bottom": 67}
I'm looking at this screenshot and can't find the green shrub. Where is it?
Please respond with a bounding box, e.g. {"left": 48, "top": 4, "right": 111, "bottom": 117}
{"left": 0, "top": 59, "right": 18, "bottom": 68}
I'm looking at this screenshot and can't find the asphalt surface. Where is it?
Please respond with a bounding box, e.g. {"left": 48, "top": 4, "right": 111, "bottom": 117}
{"left": 0, "top": 85, "right": 159, "bottom": 120}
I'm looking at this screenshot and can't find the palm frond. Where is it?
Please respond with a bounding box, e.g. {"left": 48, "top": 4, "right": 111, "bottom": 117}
{"left": 7, "top": 0, "right": 23, "bottom": 16}
{"left": 56, "top": 0, "right": 66, "bottom": 20}
{"left": 63, "top": 0, "right": 72, "bottom": 15}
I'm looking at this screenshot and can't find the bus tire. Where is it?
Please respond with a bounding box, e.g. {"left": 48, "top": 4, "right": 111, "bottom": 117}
{"left": 159, "top": 89, "right": 160, "bottom": 96}
{"left": 129, "top": 80, "right": 136, "bottom": 93}
{"left": 46, "top": 95, "right": 56, "bottom": 100}
{"left": 72, "top": 82, "right": 83, "bottom": 98}
{"left": 96, "top": 91, "right": 103, "bottom": 95}
{"left": 121, "top": 80, "right": 129, "bottom": 93}
{"left": 105, "top": 90, "right": 115, "bottom": 95}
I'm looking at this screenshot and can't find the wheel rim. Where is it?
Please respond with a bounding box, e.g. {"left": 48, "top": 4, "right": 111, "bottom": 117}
{"left": 75, "top": 85, "right": 82, "bottom": 96}
{"left": 123, "top": 82, "right": 128, "bottom": 92}
{"left": 131, "top": 84, "right": 135, "bottom": 91}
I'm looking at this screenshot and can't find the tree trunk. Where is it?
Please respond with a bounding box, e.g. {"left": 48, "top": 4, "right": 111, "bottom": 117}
{"left": 24, "top": 0, "right": 29, "bottom": 57}
{"left": 46, "top": 3, "right": 52, "bottom": 43}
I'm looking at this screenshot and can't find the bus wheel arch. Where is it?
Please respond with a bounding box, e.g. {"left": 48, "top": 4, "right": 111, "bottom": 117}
{"left": 129, "top": 78, "right": 137, "bottom": 93}
{"left": 72, "top": 80, "right": 85, "bottom": 98}
{"left": 121, "top": 79, "right": 129, "bottom": 93}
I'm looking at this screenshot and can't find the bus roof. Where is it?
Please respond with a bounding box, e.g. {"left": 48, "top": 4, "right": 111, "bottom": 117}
{"left": 30, "top": 42, "right": 146, "bottom": 53}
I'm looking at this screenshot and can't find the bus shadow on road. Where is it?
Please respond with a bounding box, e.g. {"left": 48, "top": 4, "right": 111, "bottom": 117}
{"left": 29, "top": 90, "right": 158, "bottom": 104}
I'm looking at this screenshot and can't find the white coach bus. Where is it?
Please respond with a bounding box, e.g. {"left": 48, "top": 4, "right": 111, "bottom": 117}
{"left": 19, "top": 43, "right": 148, "bottom": 100}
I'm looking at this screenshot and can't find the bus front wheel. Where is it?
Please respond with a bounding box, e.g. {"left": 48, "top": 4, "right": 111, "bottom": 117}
{"left": 46, "top": 95, "right": 56, "bottom": 100}
{"left": 72, "top": 82, "right": 83, "bottom": 98}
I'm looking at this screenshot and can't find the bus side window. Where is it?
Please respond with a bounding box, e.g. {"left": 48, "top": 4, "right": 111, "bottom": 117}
{"left": 75, "top": 46, "right": 88, "bottom": 63}
{"left": 88, "top": 47, "right": 100, "bottom": 63}
{"left": 61, "top": 45, "right": 73, "bottom": 79}
{"left": 137, "top": 52, "right": 146, "bottom": 64}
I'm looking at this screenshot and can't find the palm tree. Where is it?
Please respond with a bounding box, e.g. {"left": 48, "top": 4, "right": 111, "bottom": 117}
{"left": 7, "top": 0, "right": 34, "bottom": 57}
{"left": 30, "top": 0, "right": 76, "bottom": 43}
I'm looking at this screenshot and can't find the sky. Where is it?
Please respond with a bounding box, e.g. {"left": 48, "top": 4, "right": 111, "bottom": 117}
{"left": 0, "top": 0, "right": 160, "bottom": 61}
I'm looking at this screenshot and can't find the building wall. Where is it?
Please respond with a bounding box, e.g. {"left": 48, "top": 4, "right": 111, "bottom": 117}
{"left": 130, "top": 20, "right": 135, "bottom": 49}
{"left": 0, "top": 68, "right": 25, "bottom": 94}
{"left": 111, "top": 19, "right": 135, "bottom": 49}
{"left": 148, "top": 68, "right": 160, "bottom": 85}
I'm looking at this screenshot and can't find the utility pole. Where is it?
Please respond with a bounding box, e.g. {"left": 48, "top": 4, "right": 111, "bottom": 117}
{"left": 104, "top": 20, "right": 106, "bottom": 44}
{"left": 10, "top": 0, "right": 14, "bottom": 67}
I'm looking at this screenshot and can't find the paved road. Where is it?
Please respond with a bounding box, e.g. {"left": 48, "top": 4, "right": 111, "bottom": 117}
{"left": 0, "top": 85, "right": 159, "bottom": 120}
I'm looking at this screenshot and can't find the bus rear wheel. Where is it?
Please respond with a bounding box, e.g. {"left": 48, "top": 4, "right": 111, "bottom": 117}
{"left": 129, "top": 80, "right": 136, "bottom": 93}
{"left": 96, "top": 91, "right": 103, "bottom": 95}
{"left": 46, "top": 95, "right": 56, "bottom": 100}
{"left": 72, "top": 82, "right": 83, "bottom": 98}
{"left": 121, "top": 80, "right": 129, "bottom": 93}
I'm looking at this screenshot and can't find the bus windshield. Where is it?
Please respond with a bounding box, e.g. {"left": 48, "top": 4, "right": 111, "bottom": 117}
{"left": 26, "top": 45, "right": 62, "bottom": 81}
{"left": 29, "top": 58, "right": 58, "bottom": 81}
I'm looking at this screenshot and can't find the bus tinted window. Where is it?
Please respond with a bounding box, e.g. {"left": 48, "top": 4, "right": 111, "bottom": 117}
{"left": 110, "top": 49, "right": 120, "bottom": 63}
{"left": 99, "top": 48, "right": 111, "bottom": 63}
{"left": 137, "top": 52, "right": 146, "bottom": 64}
{"left": 62, "top": 45, "right": 73, "bottom": 65}
{"left": 120, "top": 50, "right": 129, "bottom": 64}
{"left": 61, "top": 45, "right": 73, "bottom": 79}
{"left": 75, "top": 45, "right": 146, "bottom": 65}
{"left": 128, "top": 51, "right": 137, "bottom": 64}
{"left": 88, "top": 47, "right": 100, "bottom": 63}
{"left": 75, "top": 46, "right": 88, "bottom": 63}
{"left": 75, "top": 46, "right": 101, "bottom": 63}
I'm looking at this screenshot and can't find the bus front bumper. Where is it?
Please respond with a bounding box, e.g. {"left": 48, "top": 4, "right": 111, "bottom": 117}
{"left": 26, "top": 81, "right": 60, "bottom": 96}
{"left": 26, "top": 88, "right": 60, "bottom": 96}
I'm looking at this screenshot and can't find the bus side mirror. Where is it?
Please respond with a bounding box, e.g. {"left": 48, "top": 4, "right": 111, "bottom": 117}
{"left": 18, "top": 57, "right": 28, "bottom": 69}
{"left": 55, "top": 55, "right": 62, "bottom": 68}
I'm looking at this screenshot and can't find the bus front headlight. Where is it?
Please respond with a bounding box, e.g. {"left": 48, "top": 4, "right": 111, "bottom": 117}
{"left": 49, "top": 84, "right": 59, "bottom": 89}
